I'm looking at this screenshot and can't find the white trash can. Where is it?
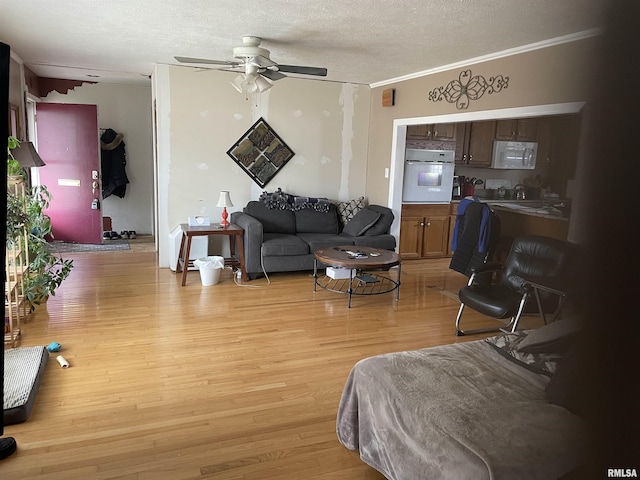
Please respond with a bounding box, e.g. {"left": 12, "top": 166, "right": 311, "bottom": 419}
{"left": 193, "top": 256, "right": 224, "bottom": 286}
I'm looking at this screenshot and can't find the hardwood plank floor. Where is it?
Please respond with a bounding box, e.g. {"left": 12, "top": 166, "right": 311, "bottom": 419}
{"left": 2, "top": 237, "right": 544, "bottom": 479}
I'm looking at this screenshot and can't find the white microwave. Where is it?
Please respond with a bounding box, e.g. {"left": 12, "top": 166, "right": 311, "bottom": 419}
{"left": 491, "top": 141, "right": 537, "bottom": 169}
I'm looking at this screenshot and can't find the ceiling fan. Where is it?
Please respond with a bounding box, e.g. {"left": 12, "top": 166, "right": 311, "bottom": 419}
{"left": 175, "top": 36, "right": 327, "bottom": 94}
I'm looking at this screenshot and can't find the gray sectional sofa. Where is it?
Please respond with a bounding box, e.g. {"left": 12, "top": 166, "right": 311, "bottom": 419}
{"left": 231, "top": 200, "right": 396, "bottom": 279}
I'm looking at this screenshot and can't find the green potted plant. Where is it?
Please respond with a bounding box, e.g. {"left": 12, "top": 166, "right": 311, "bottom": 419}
{"left": 7, "top": 135, "right": 24, "bottom": 180}
{"left": 6, "top": 189, "right": 29, "bottom": 243}
{"left": 23, "top": 185, "right": 74, "bottom": 310}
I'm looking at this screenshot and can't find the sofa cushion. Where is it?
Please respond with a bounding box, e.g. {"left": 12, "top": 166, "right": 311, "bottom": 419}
{"left": 363, "top": 205, "right": 395, "bottom": 236}
{"left": 352, "top": 234, "right": 397, "bottom": 250}
{"left": 342, "top": 208, "right": 381, "bottom": 236}
{"left": 261, "top": 233, "right": 309, "bottom": 256}
{"left": 294, "top": 203, "right": 340, "bottom": 234}
{"left": 244, "top": 201, "right": 296, "bottom": 234}
{"left": 297, "top": 233, "right": 355, "bottom": 252}
{"left": 336, "top": 196, "right": 366, "bottom": 226}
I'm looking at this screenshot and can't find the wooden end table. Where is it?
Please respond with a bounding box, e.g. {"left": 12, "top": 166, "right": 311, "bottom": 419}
{"left": 313, "top": 246, "right": 401, "bottom": 307}
{"left": 176, "top": 223, "right": 248, "bottom": 285}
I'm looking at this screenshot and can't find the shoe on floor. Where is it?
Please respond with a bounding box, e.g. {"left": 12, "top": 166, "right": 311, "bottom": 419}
{"left": 128, "top": 230, "right": 137, "bottom": 239}
{"left": 120, "top": 230, "right": 130, "bottom": 239}
{"left": 0, "top": 437, "right": 17, "bottom": 460}
{"left": 110, "top": 231, "right": 121, "bottom": 239}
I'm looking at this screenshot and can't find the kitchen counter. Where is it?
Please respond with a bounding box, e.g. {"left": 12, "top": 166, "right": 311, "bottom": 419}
{"left": 470, "top": 197, "right": 572, "bottom": 221}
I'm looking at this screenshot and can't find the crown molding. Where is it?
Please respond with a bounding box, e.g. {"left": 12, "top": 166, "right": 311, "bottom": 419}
{"left": 370, "top": 29, "right": 601, "bottom": 89}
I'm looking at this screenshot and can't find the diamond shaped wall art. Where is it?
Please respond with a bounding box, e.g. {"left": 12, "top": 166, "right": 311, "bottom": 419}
{"left": 226, "top": 118, "right": 295, "bottom": 187}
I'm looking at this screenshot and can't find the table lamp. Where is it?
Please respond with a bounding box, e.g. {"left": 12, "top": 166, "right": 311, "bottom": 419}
{"left": 216, "top": 191, "right": 233, "bottom": 227}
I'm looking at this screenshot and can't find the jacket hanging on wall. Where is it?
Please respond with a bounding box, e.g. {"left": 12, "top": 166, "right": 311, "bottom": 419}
{"left": 100, "top": 128, "right": 129, "bottom": 199}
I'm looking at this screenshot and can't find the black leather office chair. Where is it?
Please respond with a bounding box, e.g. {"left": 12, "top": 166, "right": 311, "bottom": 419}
{"left": 455, "top": 234, "right": 573, "bottom": 336}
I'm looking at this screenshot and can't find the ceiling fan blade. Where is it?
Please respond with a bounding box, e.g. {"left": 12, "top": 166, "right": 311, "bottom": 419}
{"left": 276, "top": 65, "right": 327, "bottom": 77}
{"left": 248, "top": 55, "right": 277, "bottom": 68}
{"left": 174, "top": 56, "right": 241, "bottom": 66}
{"left": 260, "top": 70, "right": 287, "bottom": 81}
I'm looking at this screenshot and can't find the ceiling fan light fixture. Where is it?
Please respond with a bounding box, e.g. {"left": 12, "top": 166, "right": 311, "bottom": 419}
{"left": 230, "top": 73, "right": 272, "bottom": 95}
{"left": 231, "top": 74, "right": 245, "bottom": 93}
{"left": 255, "top": 75, "right": 273, "bottom": 92}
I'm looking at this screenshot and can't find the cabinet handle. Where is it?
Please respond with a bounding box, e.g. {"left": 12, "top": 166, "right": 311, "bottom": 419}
{"left": 468, "top": 155, "right": 473, "bottom": 161}
{"left": 420, "top": 222, "right": 425, "bottom": 227}
{"left": 433, "top": 130, "right": 438, "bottom": 137}
{"left": 512, "top": 131, "right": 516, "bottom": 137}
{"left": 426, "top": 222, "right": 431, "bottom": 227}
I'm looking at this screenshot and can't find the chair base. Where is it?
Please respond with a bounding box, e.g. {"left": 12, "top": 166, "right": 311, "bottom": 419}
{"left": 454, "top": 302, "right": 518, "bottom": 336}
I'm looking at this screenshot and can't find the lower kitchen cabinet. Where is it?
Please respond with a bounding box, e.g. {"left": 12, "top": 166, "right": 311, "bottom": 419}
{"left": 399, "top": 204, "right": 451, "bottom": 259}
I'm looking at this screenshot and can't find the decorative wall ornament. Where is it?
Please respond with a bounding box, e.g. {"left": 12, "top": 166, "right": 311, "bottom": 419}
{"left": 428, "top": 69, "right": 509, "bottom": 110}
{"left": 227, "top": 118, "right": 295, "bottom": 187}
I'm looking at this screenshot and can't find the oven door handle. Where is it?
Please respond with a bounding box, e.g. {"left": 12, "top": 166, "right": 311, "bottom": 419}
{"left": 406, "top": 161, "right": 446, "bottom": 165}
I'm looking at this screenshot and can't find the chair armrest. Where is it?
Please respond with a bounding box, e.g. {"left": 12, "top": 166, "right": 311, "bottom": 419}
{"left": 521, "top": 276, "right": 568, "bottom": 296}
{"left": 230, "top": 211, "right": 263, "bottom": 274}
{"left": 469, "top": 262, "right": 503, "bottom": 275}
{"left": 467, "top": 262, "right": 503, "bottom": 286}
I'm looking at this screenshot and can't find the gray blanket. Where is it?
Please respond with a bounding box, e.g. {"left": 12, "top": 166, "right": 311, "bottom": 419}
{"left": 336, "top": 340, "right": 586, "bottom": 480}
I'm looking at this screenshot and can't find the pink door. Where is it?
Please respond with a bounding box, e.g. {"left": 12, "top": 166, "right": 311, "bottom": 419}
{"left": 36, "top": 103, "right": 102, "bottom": 244}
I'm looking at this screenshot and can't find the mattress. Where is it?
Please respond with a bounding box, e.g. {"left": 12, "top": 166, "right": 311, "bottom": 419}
{"left": 3, "top": 345, "right": 49, "bottom": 424}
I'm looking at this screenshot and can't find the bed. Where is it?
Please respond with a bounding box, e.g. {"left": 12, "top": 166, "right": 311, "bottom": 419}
{"left": 336, "top": 322, "right": 587, "bottom": 480}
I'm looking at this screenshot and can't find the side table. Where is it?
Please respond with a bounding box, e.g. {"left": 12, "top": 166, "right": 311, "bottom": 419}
{"left": 176, "top": 223, "right": 248, "bottom": 285}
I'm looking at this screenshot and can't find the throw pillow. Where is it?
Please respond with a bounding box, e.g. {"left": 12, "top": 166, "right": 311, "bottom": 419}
{"left": 342, "top": 208, "right": 381, "bottom": 236}
{"left": 363, "top": 205, "right": 394, "bottom": 236}
{"left": 518, "top": 318, "right": 583, "bottom": 353}
{"left": 485, "top": 331, "right": 562, "bottom": 376}
{"left": 337, "top": 196, "right": 366, "bottom": 226}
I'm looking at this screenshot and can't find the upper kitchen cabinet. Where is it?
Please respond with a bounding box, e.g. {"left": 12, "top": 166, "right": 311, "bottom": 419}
{"left": 455, "top": 120, "right": 496, "bottom": 167}
{"left": 495, "top": 118, "right": 539, "bottom": 142}
{"left": 407, "top": 123, "right": 458, "bottom": 142}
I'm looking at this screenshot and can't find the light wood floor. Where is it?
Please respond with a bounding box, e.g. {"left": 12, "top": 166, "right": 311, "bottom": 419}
{"left": 2, "top": 237, "right": 544, "bottom": 479}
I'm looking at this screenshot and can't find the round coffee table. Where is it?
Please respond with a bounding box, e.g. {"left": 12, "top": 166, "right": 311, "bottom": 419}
{"left": 313, "top": 246, "right": 402, "bottom": 308}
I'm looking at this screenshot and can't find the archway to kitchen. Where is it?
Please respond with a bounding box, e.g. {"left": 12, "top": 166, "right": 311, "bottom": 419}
{"left": 387, "top": 101, "right": 586, "bottom": 243}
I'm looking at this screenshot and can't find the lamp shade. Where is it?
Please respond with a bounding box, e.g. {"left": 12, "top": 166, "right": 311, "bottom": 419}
{"left": 254, "top": 75, "right": 273, "bottom": 93}
{"left": 230, "top": 73, "right": 272, "bottom": 95}
{"left": 12, "top": 141, "right": 46, "bottom": 167}
{"left": 216, "top": 191, "right": 233, "bottom": 208}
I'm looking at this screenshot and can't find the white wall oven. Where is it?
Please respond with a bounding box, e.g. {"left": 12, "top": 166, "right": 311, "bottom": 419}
{"left": 402, "top": 149, "right": 455, "bottom": 203}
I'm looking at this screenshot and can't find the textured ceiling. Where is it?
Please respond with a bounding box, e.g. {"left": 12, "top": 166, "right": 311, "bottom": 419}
{"left": 0, "top": 0, "right": 603, "bottom": 86}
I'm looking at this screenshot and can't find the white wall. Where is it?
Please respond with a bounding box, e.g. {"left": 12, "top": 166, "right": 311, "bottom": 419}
{"left": 43, "top": 83, "right": 154, "bottom": 234}
{"left": 153, "top": 65, "right": 371, "bottom": 267}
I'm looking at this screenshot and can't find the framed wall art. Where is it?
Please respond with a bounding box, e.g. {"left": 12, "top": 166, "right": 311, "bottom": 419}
{"left": 226, "top": 118, "right": 295, "bottom": 187}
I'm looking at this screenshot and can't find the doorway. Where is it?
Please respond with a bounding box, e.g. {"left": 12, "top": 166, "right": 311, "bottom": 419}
{"left": 387, "top": 102, "right": 586, "bottom": 242}
{"left": 35, "top": 103, "right": 103, "bottom": 244}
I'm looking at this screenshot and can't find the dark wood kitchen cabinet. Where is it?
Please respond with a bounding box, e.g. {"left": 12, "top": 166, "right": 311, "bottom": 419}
{"left": 407, "top": 123, "right": 458, "bottom": 142}
{"left": 455, "top": 120, "right": 496, "bottom": 167}
{"left": 495, "top": 118, "right": 538, "bottom": 142}
{"left": 399, "top": 204, "right": 450, "bottom": 258}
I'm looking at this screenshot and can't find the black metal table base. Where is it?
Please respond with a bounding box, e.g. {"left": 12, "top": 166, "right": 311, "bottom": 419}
{"left": 313, "top": 260, "right": 401, "bottom": 308}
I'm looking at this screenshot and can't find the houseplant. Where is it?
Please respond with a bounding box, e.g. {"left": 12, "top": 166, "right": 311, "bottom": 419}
{"left": 23, "top": 185, "right": 74, "bottom": 310}
{"left": 6, "top": 188, "right": 29, "bottom": 242}
{"left": 7, "top": 135, "right": 24, "bottom": 179}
